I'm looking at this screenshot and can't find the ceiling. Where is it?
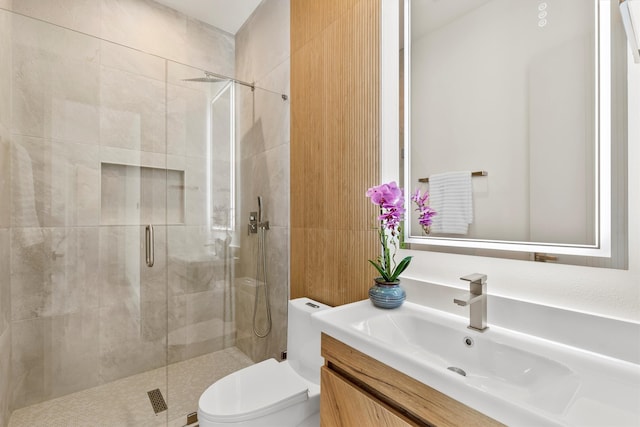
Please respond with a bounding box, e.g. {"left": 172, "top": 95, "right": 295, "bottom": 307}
{"left": 153, "top": 0, "right": 262, "bottom": 34}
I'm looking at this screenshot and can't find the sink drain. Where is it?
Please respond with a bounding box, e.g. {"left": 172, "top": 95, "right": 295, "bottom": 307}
{"left": 447, "top": 366, "right": 467, "bottom": 376}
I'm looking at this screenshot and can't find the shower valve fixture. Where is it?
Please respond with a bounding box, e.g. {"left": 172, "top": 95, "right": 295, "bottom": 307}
{"left": 248, "top": 212, "right": 269, "bottom": 235}
{"left": 248, "top": 212, "right": 258, "bottom": 235}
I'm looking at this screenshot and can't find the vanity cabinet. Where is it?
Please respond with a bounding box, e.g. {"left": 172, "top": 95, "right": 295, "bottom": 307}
{"left": 320, "top": 333, "right": 504, "bottom": 427}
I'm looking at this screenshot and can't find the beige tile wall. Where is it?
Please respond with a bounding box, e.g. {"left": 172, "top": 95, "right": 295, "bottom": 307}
{"left": 0, "top": 7, "right": 11, "bottom": 427}
{"left": 8, "top": 0, "right": 234, "bottom": 75}
{"left": 0, "top": 229, "right": 11, "bottom": 427}
{"left": 234, "top": 0, "right": 291, "bottom": 363}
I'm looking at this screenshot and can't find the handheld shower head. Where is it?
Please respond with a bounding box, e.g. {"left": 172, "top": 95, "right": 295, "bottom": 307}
{"left": 257, "top": 196, "right": 263, "bottom": 223}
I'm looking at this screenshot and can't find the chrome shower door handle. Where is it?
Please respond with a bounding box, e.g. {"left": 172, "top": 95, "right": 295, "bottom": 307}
{"left": 145, "top": 224, "right": 155, "bottom": 267}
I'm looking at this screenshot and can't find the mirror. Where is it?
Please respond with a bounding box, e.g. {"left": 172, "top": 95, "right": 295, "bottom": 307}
{"left": 403, "top": 0, "right": 628, "bottom": 267}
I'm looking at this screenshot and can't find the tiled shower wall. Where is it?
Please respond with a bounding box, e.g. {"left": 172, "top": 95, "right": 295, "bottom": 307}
{"left": 0, "top": 8, "right": 12, "bottom": 427}
{"left": 6, "top": 0, "right": 234, "bottom": 75}
{"left": 235, "top": 0, "right": 291, "bottom": 362}
{"left": 0, "top": 0, "right": 237, "bottom": 419}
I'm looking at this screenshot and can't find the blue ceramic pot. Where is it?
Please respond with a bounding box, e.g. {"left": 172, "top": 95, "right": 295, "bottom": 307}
{"left": 368, "top": 278, "right": 406, "bottom": 309}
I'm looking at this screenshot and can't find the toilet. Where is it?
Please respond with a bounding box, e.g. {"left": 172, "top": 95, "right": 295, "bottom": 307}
{"left": 197, "top": 297, "right": 330, "bottom": 427}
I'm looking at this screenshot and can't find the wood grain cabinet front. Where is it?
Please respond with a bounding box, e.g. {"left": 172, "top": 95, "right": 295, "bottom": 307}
{"left": 321, "top": 366, "right": 415, "bottom": 426}
{"left": 320, "top": 333, "right": 504, "bottom": 427}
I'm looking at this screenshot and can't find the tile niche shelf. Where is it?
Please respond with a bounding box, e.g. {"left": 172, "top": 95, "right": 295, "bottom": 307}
{"left": 100, "top": 162, "right": 185, "bottom": 225}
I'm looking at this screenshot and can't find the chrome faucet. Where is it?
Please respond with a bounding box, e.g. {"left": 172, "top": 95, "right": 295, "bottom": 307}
{"left": 454, "top": 273, "right": 488, "bottom": 332}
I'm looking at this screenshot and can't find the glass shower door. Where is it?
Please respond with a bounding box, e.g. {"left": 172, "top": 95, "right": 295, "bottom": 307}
{"left": 164, "top": 61, "right": 252, "bottom": 423}
{"left": 95, "top": 37, "right": 171, "bottom": 426}
{"left": 7, "top": 12, "right": 170, "bottom": 426}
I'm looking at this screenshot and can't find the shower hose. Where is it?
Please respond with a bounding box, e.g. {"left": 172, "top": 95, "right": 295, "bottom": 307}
{"left": 252, "top": 224, "right": 272, "bottom": 337}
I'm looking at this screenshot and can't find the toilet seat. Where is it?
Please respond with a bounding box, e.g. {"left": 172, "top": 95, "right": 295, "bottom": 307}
{"left": 198, "top": 358, "right": 311, "bottom": 424}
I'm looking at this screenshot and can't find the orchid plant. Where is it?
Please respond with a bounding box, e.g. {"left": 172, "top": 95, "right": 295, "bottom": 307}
{"left": 367, "top": 183, "right": 437, "bottom": 283}
{"left": 411, "top": 188, "right": 436, "bottom": 234}
{"left": 366, "top": 181, "right": 412, "bottom": 283}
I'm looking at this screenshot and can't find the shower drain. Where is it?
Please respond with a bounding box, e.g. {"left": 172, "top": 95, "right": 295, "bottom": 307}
{"left": 147, "top": 388, "right": 168, "bottom": 414}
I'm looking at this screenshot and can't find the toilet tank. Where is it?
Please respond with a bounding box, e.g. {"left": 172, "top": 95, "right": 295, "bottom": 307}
{"left": 286, "top": 298, "right": 331, "bottom": 384}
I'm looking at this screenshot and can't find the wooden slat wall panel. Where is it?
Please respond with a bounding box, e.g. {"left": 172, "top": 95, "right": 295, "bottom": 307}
{"left": 290, "top": 0, "right": 360, "bottom": 53}
{"left": 291, "top": 0, "right": 380, "bottom": 306}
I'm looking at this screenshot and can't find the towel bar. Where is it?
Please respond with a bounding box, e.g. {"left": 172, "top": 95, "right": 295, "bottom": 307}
{"left": 418, "top": 171, "right": 488, "bottom": 183}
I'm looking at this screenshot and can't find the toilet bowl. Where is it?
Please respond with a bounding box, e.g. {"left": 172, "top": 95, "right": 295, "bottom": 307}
{"left": 197, "top": 297, "right": 330, "bottom": 427}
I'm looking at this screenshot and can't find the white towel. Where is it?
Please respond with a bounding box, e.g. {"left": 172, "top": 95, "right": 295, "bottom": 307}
{"left": 429, "top": 171, "right": 473, "bottom": 235}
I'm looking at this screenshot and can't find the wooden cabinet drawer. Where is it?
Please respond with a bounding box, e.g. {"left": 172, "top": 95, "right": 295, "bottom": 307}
{"left": 320, "top": 333, "right": 504, "bottom": 427}
{"left": 321, "top": 366, "right": 416, "bottom": 426}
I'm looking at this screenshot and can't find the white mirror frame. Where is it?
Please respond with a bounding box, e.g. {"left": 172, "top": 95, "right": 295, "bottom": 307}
{"left": 400, "top": 0, "right": 612, "bottom": 257}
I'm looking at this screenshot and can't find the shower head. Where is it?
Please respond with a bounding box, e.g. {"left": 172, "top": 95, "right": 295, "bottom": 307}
{"left": 181, "top": 72, "right": 286, "bottom": 99}
{"left": 182, "top": 71, "right": 229, "bottom": 83}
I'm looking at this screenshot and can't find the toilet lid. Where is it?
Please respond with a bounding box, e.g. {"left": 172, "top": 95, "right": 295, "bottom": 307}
{"left": 198, "top": 358, "right": 310, "bottom": 423}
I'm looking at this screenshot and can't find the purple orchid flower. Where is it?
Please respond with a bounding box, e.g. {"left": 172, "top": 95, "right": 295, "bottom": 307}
{"left": 411, "top": 188, "right": 436, "bottom": 231}
{"left": 366, "top": 181, "right": 412, "bottom": 282}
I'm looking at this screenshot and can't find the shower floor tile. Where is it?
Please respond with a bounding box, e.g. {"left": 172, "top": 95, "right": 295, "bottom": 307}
{"left": 8, "top": 347, "right": 254, "bottom": 427}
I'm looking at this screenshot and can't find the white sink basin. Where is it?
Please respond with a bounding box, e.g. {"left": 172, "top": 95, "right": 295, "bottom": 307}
{"left": 353, "top": 311, "right": 579, "bottom": 415}
{"left": 312, "top": 300, "right": 640, "bottom": 426}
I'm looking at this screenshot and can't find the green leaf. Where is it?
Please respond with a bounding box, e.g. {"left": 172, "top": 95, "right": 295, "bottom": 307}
{"left": 368, "top": 259, "right": 390, "bottom": 281}
{"left": 389, "top": 256, "right": 413, "bottom": 281}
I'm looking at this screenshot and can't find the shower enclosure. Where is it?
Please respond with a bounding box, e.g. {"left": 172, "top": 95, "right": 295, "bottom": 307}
{"left": 0, "top": 3, "right": 289, "bottom": 426}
